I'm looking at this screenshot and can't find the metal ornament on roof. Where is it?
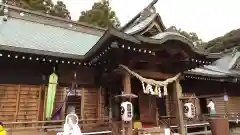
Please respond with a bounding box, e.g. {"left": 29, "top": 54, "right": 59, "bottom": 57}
{"left": 120, "top": 64, "right": 181, "bottom": 97}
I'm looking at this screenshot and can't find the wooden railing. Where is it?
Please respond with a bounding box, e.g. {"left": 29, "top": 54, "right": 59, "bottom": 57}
{"left": 3, "top": 118, "right": 110, "bottom": 132}
{"left": 158, "top": 116, "right": 177, "bottom": 133}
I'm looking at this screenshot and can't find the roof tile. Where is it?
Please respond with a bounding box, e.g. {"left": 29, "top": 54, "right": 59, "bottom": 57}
{"left": 0, "top": 17, "right": 102, "bottom": 56}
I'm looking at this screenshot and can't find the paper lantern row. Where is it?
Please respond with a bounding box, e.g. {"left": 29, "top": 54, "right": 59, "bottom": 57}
{"left": 141, "top": 81, "right": 168, "bottom": 97}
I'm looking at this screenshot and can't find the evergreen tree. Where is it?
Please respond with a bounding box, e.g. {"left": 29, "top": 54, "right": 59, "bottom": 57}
{"left": 8, "top": 0, "right": 70, "bottom": 19}
{"left": 50, "top": 1, "right": 70, "bottom": 19}
{"left": 78, "top": 0, "right": 120, "bottom": 28}
{"left": 19, "top": 0, "right": 53, "bottom": 13}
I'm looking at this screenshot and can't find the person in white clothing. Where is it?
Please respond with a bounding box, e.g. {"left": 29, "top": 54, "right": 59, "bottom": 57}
{"left": 63, "top": 113, "right": 82, "bottom": 135}
{"left": 207, "top": 99, "right": 216, "bottom": 115}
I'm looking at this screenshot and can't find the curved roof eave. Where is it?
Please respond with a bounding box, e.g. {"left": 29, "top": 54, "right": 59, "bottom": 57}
{"left": 135, "top": 32, "right": 223, "bottom": 59}
{"left": 83, "top": 30, "right": 224, "bottom": 61}
{"left": 83, "top": 28, "right": 141, "bottom": 59}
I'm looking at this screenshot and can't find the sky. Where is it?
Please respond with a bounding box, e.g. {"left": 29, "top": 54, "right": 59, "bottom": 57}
{"left": 58, "top": 0, "right": 240, "bottom": 42}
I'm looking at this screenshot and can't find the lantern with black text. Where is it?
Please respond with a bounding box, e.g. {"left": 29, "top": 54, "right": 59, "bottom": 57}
{"left": 120, "top": 101, "right": 133, "bottom": 121}
{"left": 184, "top": 103, "right": 196, "bottom": 118}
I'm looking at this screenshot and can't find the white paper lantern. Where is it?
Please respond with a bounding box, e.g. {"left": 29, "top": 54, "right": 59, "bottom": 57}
{"left": 121, "top": 101, "right": 133, "bottom": 121}
{"left": 184, "top": 103, "right": 196, "bottom": 118}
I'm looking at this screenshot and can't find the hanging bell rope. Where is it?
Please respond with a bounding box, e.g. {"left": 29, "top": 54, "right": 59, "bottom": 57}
{"left": 119, "top": 64, "right": 181, "bottom": 95}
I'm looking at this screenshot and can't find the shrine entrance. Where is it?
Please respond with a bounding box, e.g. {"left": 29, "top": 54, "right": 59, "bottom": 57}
{"left": 130, "top": 71, "right": 174, "bottom": 127}
{"left": 132, "top": 78, "right": 158, "bottom": 126}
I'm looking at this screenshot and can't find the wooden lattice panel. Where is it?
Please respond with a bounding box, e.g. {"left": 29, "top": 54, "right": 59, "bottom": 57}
{"left": 54, "top": 87, "right": 66, "bottom": 117}
{"left": 83, "top": 88, "right": 98, "bottom": 119}
{"left": 99, "top": 88, "right": 108, "bottom": 118}
{"left": 17, "top": 85, "right": 40, "bottom": 122}
{"left": 0, "top": 85, "right": 18, "bottom": 121}
{"left": 0, "top": 84, "right": 42, "bottom": 125}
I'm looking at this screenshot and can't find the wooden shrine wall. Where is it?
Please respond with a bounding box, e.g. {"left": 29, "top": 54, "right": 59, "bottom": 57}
{"left": 0, "top": 84, "right": 107, "bottom": 123}
{"left": 206, "top": 96, "right": 240, "bottom": 115}
{"left": 179, "top": 93, "right": 240, "bottom": 117}
{"left": 81, "top": 87, "right": 107, "bottom": 119}
{"left": 52, "top": 86, "right": 107, "bottom": 120}
{"left": 228, "top": 97, "right": 240, "bottom": 114}
{"left": 0, "top": 84, "right": 43, "bottom": 123}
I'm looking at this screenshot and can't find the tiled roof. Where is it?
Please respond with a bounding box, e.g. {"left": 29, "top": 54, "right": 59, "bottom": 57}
{"left": 185, "top": 52, "right": 240, "bottom": 77}
{"left": 0, "top": 17, "right": 102, "bottom": 58}
{"left": 124, "top": 13, "right": 157, "bottom": 34}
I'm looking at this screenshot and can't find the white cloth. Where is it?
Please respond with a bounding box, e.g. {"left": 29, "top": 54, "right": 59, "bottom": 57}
{"left": 207, "top": 101, "right": 215, "bottom": 110}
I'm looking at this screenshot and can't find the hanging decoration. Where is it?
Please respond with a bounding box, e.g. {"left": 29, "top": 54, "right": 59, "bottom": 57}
{"left": 154, "top": 85, "right": 159, "bottom": 96}
{"left": 146, "top": 84, "right": 154, "bottom": 95}
{"left": 155, "top": 85, "right": 162, "bottom": 97}
{"left": 141, "top": 81, "right": 148, "bottom": 93}
{"left": 46, "top": 67, "right": 58, "bottom": 120}
{"left": 119, "top": 64, "right": 181, "bottom": 96}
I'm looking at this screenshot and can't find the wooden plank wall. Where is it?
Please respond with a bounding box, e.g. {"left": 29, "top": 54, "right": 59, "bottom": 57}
{"left": 0, "top": 84, "right": 17, "bottom": 122}
{"left": 99, "top": 87, "right": 107, "bottom": 118}
{"left": 53, "top": 87, "right": 66, "bottom": 119}
{"left": 0, "top": 84, "right": 108, "bottom": 127}
{"left": 228, "top": 97, "right": 240, "bottom": 114}
{"left": 0, "top": 84, "right": 42, "bottom": 124}
{"left": 82, "top": 87, "right": 98, "bottom": 119}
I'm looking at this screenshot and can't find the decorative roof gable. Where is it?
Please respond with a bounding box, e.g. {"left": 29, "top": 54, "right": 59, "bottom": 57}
{"left": 121, "top": 0, "right": 166, "bottom": 35}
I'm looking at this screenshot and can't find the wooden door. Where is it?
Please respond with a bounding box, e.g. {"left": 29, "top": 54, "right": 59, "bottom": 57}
{"left": 139, "top": 92, "right": 157, "bottom": 124}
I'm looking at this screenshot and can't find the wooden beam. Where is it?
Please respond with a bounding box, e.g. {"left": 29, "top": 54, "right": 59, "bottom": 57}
{"left": 97, "top": 87, "right": 102, "bottom": 118}
{"left": 37, "top": 85, "right": 42, "bottom": 121}
{"left": 81, "top": 88, "right": 85, "bottom": 119}
{"left": 61, "top": 87, "right": 67, "bottom": 120}
{"left": 14, "top": 85, "right": 21, "bottom": 122}
{"left": 123, "top": 72, "right": 131, "bottom": 94}
{"left": 114, "top": 68, "right": 174, "bottom": 79}
{"left": 133, "top": 69, "right": 174, "bottom": 79}
{"left": 197, "top": 93, "right": 224, "bottom": 98}
{"left": 122, "top": 72, "right": 132, "bottom": 135}
{"left": 173, "top": 78, "right": 185, "bottom": 134}
{"left": 43, "top": 86, "right": 47, "bottom": 120}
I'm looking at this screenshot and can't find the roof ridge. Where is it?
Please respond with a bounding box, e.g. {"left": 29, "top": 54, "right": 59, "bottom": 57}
{"left": 4, "top": 4, "right": 107, "bottom": 31}
{"left": 121, "top": 0, "right": 158, "bottom": 31}
{"left": 9, "top": 15, "right": 102, "bottom": 36}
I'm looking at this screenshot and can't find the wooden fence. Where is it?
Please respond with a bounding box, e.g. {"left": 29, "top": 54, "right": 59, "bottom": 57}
{"left": 3, "top": 118, "right": 110, "bottom": 133}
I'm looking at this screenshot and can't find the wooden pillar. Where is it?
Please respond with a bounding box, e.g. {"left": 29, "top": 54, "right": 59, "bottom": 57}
{"left": 195, "top": 98, "right": 201, "bottom": 121}
{"left": 43, "top": 86, "right": 47, "bottom": 120}
{"left": 97, "top": 87, "right": 102, "bottom": 118}
{"left": 61, "top": 87, "right": 67, "bottom": 120}
{"left": 37, "top": 85, "right": 42, "bottom": 121}
{"left": 14, "top": 85, "right": 21, "bottom": 122}
{"left": 173, "top": 78, "right": 185, "bottom": 135}
{"left": 81, "top": 88, "right": 85, "bottom": 119}
{"left": 122, "top": 72, "right": 132, "bottom": 135}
